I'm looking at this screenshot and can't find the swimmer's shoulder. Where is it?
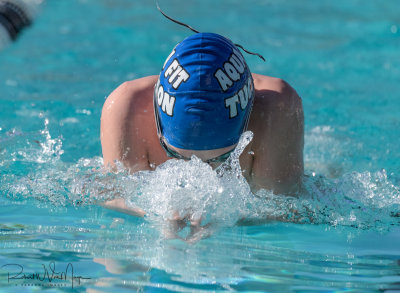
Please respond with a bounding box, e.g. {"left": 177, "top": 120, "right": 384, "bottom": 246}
{"left": 252, "top": 73, "right": 295, "bottom": 95}
{"left": 102, "top": 75, "right": 158, "bottom": 115}
{"left": 252, "top": 73, "right": 302, "bottom": 110}
{"left": 121, "top": 75, "right": 159, "bottom": 93}
{"left": 101, "top": 76, "right": 159, "bottom": 171}
{"left": 107, "top": 75, "right": 158, "bottom": 103}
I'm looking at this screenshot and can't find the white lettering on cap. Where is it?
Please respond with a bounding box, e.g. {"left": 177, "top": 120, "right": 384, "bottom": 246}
{"left": 156, "top": 83, "right": 176, "bottom": 116}
{"left": 214, "top": 50, "right": 247, "bottom": 92}
{"left": 164, "top": 59, "right": 190, "bottom": 90}
{"left": 224, "top": 76, "right": 253, "bottom": 118}
{"left": 214, "top": 69, "right": 233, "bottom": 92}
{"left": 230, "top": 49, "right": 245, "bottom": 74}
{"left": 224, "top": 62, "right": 240, "bottom": 81}
{"left": 225, "top": 94, "right": 239, "bottom": 118}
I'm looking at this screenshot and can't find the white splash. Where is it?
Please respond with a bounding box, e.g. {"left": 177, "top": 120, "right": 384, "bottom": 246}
{"left": 1, "top": 121, "right": 399, "bottom": 238}
{"left": 127, "top": 131, "right": 256, "bottom": 235}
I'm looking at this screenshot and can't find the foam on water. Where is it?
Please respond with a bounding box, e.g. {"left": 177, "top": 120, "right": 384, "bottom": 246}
{"left": 0, "top": 119, "right": 399, "bottom": 239}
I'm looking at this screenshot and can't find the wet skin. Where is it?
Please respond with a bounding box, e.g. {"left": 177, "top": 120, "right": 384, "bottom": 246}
{"left": 100, "top": 73, "right": 304, "bottom": 234}
{"left": 101, "top": 73, "right": 304, "bottom": 194}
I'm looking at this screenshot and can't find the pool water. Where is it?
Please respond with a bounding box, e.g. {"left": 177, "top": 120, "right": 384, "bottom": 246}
{"left": 1, "top": 0, "right": 400, "bottom": 292}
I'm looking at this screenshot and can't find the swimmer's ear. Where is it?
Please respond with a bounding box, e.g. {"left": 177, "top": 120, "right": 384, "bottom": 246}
{"left": 155, "top": 1, "right": 266, "bottom": 62}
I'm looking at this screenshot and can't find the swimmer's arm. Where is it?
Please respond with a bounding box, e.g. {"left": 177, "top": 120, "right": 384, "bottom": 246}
{"left": 100, "top": 77, "right": 159, "bottom": 217}
{"left": 80, "top": 173, "right": 146, "bottom": 217}
{"left": 100, "top": 198, "right": 146, "bottom": 217}
{"left": 250, "top": 75, "right": 304, "bottom": 195}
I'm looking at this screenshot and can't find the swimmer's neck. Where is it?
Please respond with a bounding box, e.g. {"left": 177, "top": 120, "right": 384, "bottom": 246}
{"left": 165, "top": 141, "right": 236, "bottom": 162}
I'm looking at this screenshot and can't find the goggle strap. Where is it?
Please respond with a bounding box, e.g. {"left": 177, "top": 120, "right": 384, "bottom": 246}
{"left": 156, "top": 1, "right": 266, "bottom": 62}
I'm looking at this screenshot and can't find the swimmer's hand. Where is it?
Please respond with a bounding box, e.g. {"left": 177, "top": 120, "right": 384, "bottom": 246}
{"left": 165, "top": 211, "right": 213, "bottom": 244}
{"left": 100, "top": 198, "right": 146, "bottom": 217}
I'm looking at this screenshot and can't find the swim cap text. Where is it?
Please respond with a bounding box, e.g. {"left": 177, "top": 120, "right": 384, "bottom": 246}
{"left": 214, "top": 49, "right": 246, "bottom": 92}
{"left": 224, "top": 77, "right": 253, "bottom": 118}
{"left": 155, "top": 81, "right": 175, "bottom": 116}
{"left": 164, "top": 59, "right": 190, "bottom": 90}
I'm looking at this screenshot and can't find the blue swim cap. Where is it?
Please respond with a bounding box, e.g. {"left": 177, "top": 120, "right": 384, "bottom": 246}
{"left": 154, "top": 32, "right": 254, "bottom": 150}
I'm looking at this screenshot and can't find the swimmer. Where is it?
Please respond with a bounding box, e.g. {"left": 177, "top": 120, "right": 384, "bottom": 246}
{"left": 100, "top": 32, "right": 304, "bottom": 223}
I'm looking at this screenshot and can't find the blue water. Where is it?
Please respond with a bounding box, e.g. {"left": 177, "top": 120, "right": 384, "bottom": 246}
{"left": 1, "top": 0, "right": 400, "bottom": 292}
